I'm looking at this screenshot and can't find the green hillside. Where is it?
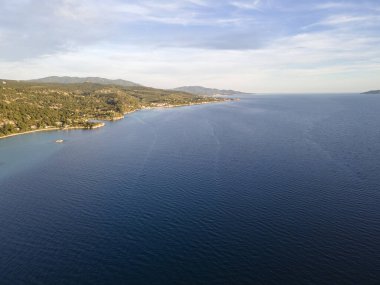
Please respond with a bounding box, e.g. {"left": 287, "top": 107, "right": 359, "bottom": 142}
{"left": 0, "top": 80, "right": 223, "bottom": 137}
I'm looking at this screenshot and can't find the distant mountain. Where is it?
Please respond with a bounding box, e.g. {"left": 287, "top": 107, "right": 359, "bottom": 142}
{"left": 361, "top": 90, "right": 380, "bottom": 94}
{"left": 173, "top": 86, "right": 250, "bottom": 96}
{"left": 29, "top": 76, "right": 141, "bottom": 87}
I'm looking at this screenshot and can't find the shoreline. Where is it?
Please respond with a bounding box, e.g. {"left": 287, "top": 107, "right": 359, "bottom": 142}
{"left": 0, "top": 100, "right": 229, "bottom": 141}
{"left": 0, "top": 124, "right": 105, "bottom": 141}
{"left": 117, "top": 100, "right": 228, "bottom": 119}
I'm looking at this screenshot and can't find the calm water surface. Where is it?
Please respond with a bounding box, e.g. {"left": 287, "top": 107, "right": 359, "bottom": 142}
{"left": 0, "top": 94, "right": 379, "bottom": 284}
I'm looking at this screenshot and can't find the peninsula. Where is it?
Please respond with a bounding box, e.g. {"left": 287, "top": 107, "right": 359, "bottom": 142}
{"left": 173, "top": 86, "right": 250, "bottom": 96}
{"left": 361, "top": 90, "right": 380, "bottom": 94}
{"left": 0, "top": 78, "right": 225, "bottom": 139}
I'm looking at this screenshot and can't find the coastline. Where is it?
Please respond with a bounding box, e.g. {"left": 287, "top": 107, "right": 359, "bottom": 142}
{"left": 118, "top": 100, "right": 229, "bottom": 119}
{"left": 0, "top": 100, "right": 229, "bottom": 141}
{"left": 0, "top": 123, "right": 105, "bottom": 141}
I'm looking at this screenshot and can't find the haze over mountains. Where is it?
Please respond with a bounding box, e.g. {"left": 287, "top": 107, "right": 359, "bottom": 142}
{"left": 173, "top": 86, "right": 249, "bottom": 96}
{"left": 26, "top": 77, "right": 248, "bottom": 96}
{"left": 22, "top": 77, "right": 378, "bottom": 95}
{"left": 361, "top": 90, "right": 380, "bottom": 94}
{"left": 29, "top": 76, "right": 141, "bottom": 87}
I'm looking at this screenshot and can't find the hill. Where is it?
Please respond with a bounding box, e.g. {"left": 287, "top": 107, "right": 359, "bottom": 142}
{"left": 361, "top": 90, "right": 380, "bottom": 94}
{"left": 173, "top": 86, "right": 250, "bottom": 96}
{"left": 29, "top": 76, "right": 141, "bottom": 87}
{"left": 0, "top": 80, "right": 223, "bottom": 138}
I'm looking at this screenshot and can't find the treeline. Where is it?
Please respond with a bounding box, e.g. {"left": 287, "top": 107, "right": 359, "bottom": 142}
{"left": 0, "top": 81, "right": 221, "bottom": 137}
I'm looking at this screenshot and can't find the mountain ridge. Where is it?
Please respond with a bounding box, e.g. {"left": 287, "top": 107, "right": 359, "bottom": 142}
{"left": 28, "top": 76, "right": 141, "bottom": 87}
{"left": 173, "top": 86, "right": 250, "bottom": 96}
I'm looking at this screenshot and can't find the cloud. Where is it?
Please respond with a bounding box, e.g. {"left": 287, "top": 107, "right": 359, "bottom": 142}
{"left": 315, "top": 2, "right": 356, "bottom": 10}
{"left": 3, "top": 21, "right": 379, "bottom": 93}
{"left": 0, "top": 0, "right": 262, "bottom": 60}
{"left": 0, "top": 0, "right": 379, "bottom": 92}
{"left": 315, "top": 1, "right": 380, "bottom": 11}
{"left": 304, "top": 14, "right": 380, "bottom": 29}
{"left": 0, "top": 0, "right": 272, "bottom": 60}
{"left": 231, "top": 0, "right": 263, "bottom": 10}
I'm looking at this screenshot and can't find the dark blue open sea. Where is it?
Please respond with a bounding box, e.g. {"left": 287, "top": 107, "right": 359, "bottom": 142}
{"left": 0, "top": 94, "right": 379, "bottom": 284}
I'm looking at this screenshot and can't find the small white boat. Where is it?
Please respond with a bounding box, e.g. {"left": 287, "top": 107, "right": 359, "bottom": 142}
{"left": 55, "top": 139, "right": 64, "bottom": 143}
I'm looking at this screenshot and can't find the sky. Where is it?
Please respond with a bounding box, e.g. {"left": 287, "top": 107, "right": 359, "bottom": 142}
{"left": 0, "top": 0, "right": 379, "bottom": 92}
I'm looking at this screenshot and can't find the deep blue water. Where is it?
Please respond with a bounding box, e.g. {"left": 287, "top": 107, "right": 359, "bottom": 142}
{"left": 0, "top": 94, "right": 379, "bottom": 284}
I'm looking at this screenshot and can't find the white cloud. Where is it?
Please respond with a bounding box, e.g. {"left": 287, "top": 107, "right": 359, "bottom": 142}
{"left": 231, "top": 0, "right": 263, "bottom": 10}
{"left": 315, "top": 2, "right": 356, "bottom": 10}
{"left": 0, "top": 0, "right": 379, "bottom": 92}
{"left": 307, "top": 14, "right": 380, "bottom": 28}
{"left": 2, "top": 24, "right": 379, "bottom": 93}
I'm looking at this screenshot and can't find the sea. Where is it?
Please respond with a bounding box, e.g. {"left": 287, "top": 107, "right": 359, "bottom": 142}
{"left": 0, "top": 94, "right": 379, "bottom": 284}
